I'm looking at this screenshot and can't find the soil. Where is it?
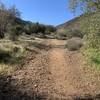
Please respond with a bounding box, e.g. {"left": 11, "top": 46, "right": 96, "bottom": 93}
{"left": 0, "top": 39, "right": 100, "bottom": 100}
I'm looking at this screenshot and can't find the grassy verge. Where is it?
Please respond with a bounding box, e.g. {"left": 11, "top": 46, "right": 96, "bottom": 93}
{"left": 83, "top": 48, "right": 100, "bottom": 70}
{"left": 0, "top": 37, "right": 44, "bottom": 74}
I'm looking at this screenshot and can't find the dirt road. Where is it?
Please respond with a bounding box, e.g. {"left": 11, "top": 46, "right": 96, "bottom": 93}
{"left": 2, "top": 39, "right": 100, "bottom": 100}
{"left": 47, "top": 39, "right": 100, "bottom": 98}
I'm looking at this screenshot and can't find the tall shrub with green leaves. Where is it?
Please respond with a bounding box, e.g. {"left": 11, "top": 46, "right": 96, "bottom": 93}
{"left": 69, "top": 0, "right": 100, "bottom": 13}
{"left": 84, "top": 12, "right": 100, "bottom": 49}
{"left": 9, "top": 25, "right": 23, "bottom": 41}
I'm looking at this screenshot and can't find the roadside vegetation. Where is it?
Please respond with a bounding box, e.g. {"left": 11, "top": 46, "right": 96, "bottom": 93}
{"left": 69, "top": 0, "right": 100, "bottom": 69}
{"left": 0, "top": 1, "right": 57, "bottom": 73}
{"left": 56, "top": 0, "right": 100, "bottom": 69}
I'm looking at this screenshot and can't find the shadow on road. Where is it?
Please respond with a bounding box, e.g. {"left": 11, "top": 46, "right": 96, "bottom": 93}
{"left": 0, "top": 74, "right": 43, "bottom": 100}
{"left": 0, "top": 73, "right": 100, "bottom": 100}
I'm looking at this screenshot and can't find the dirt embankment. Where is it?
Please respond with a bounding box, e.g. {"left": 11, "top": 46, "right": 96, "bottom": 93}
{"left": 0, "top": 39, "right": 100, "bottom": 100}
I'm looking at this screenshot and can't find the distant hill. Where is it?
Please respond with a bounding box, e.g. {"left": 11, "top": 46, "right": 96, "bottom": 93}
{"left": 57, "top": 14, "right": 89, "bottom": 31}
{"left": 56, "top": 12, "right": 100, "bottom": 39}
{"left": 55, "top": 14, "right": 88, "bottom": 38}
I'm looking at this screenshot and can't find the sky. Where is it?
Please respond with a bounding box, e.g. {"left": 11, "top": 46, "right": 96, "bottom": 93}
{"left": 2, "top": 0, "right": 81, "bottom": 26}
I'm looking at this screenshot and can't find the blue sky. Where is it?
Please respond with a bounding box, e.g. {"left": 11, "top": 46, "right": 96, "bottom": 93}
{"left": 3, "top": 0, "right": 81, "bottom": 26}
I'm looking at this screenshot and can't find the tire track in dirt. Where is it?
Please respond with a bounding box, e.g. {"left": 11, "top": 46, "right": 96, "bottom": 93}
{"left": 49, "top": 48, "right": 75, "bottom": 95}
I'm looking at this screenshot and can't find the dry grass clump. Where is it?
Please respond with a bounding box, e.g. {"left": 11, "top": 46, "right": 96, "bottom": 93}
{"left": 66, "top": 37, "right": 83, "bottom": 51}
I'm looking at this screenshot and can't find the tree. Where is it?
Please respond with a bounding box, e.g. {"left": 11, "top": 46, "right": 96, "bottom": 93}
{"left": 69, "top": 0, "right": 100, "bottom": 13}
{"left": 9, "top": 25, "right": 23, "bottom": 41}
{"left": 45, "top": 25, "right": 56, "bottom": 34}
{"left": 8, "top": 5, "right": 20, "bottom": 25}
{"left": 0, "top": 2, "right": 9, "bottom": 38}
{"left": 0, "top": 1, "right": 21, "bottom": 38}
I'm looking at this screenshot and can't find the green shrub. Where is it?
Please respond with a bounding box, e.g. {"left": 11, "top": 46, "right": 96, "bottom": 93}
{"left": 23, "top": 22, "right": 56, "bottom": 36}
{"left": 66, "top": 37, "right": 83, "bottom": 51}
{"left": 45, "top": 25, "right": 56, "bottom": 33}
{"left": 67, "top": 29, "right": 84, "bottom": 38}
{"left": 8, "top": 25, "right": 23, "bottom": 41}
{"left": 0, "top": 50, "right": 11, "bottom": 63}
{"left": 84, "top": 12, "right": 100, "bottom": 49}
{"left": 84, "top": 48, "right": 100, "bottom": 69}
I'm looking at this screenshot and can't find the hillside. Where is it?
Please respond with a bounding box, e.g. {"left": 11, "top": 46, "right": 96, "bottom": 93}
{"left": 57, "top": 14, "right": 84, "bottom": 30}
{"left": 57, "top": 12, "right": 100, "bottom": 38}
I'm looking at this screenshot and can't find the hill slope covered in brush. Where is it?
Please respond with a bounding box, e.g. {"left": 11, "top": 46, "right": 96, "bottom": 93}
{"left": 56, "top": 12, "right": 100, "bottom": 39}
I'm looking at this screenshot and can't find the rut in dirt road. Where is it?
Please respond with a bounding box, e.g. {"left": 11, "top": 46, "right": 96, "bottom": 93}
{"left": 49, "top": 48, "right": 75, "bottom": 95}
